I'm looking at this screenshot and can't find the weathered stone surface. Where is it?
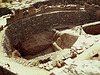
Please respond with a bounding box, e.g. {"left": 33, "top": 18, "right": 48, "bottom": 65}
{"left": 73, "top": 41, "right": 100, "bottom": 61}
{"left": 64, "top": 58, "right": 74, "bottom": 65}
{"left": 71, "top": 34, "right": 99, "bottom": 55}
{"left": 2, "top": 9, "right": 95, "bottom": 56}
{"left": 52, "top": 42, "right": 62, "bottom": 51}
{"left": 19, "top": 31, "right": 54, "bottom": 56}
{"left": 11, "top": 50, "right": 21, "bottom": 58}
{"left": 55, "top": 30, "right": 79, "bottom": 49}
{"left": 50, "top": 60, "right": 100, "bottom": 75}
{"left": 56, "top": 61, "right": 62, "bottom": 68}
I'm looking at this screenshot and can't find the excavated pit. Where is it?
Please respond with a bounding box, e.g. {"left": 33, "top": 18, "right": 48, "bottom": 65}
{"left": 83, "top": 24, "right": 100, "bottom": 35}
{"left": 2, "top": 10, "right": 97, "bottom": 58}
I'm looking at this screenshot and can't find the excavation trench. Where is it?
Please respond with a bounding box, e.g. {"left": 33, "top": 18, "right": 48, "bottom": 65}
{"left": 1, "top": 10, "right": 97, "bottom": 59}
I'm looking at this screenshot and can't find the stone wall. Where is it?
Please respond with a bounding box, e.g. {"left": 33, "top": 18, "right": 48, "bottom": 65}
{"left": 0, "top": 0, "right": 100, "bottom": 57}
{"left": 6, "top": 3, "right": 100, "bottom": 25}
{"left": 2, "top": 9, "right": 97, "bottom": 56}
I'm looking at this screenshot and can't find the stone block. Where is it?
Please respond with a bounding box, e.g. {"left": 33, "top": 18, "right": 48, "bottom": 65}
{"left": 7, "top": 16, "right": 14, "bottom": 24}
{"left": 85, "top": 5, "right": 89, "bottom": 10}
{"left": 85, "top": 5, "right": 95, "bottom": 10}
{"left": 70, "top": 7, "right": 77, "bottom": 10}
{"left": 28, "top": 7, "right": 36, "bottom": 16}
{"left": 23, "top": 8, "right": 29, "bottom": 17}
{"left": 64, "top": 58, "right": 74, "bottom": 65}
{"left": 76, "top": 5, "right": 80, "bottom": 10}
{"left": 56, "top": 32, "right": 78, "bottom": 49}
{"left": 18, "top": 10, "right": 23, "bottom": 19}
{"left": 14, "top": 10, "right": 19, "bottom": 20}
{"left": 96, "top": 10, "right": 100, "bottom": 20}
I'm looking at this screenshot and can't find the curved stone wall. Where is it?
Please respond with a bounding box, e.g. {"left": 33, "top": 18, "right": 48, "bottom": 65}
{"left": 1, "top": 1, "right": 98, "bottom": 57}
{"left": 2, "top": 10, "right": 97, "bottom": 57}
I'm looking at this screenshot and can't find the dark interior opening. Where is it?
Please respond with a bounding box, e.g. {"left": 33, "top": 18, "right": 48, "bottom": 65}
{"left": 93, "top": 54, "right": 99, "bottom": 57}
{"left": 39, "top": 57, "right": 51, "bottom": 64}
{"left": 83, "top": 24, "right": 100, "bottom": 35}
